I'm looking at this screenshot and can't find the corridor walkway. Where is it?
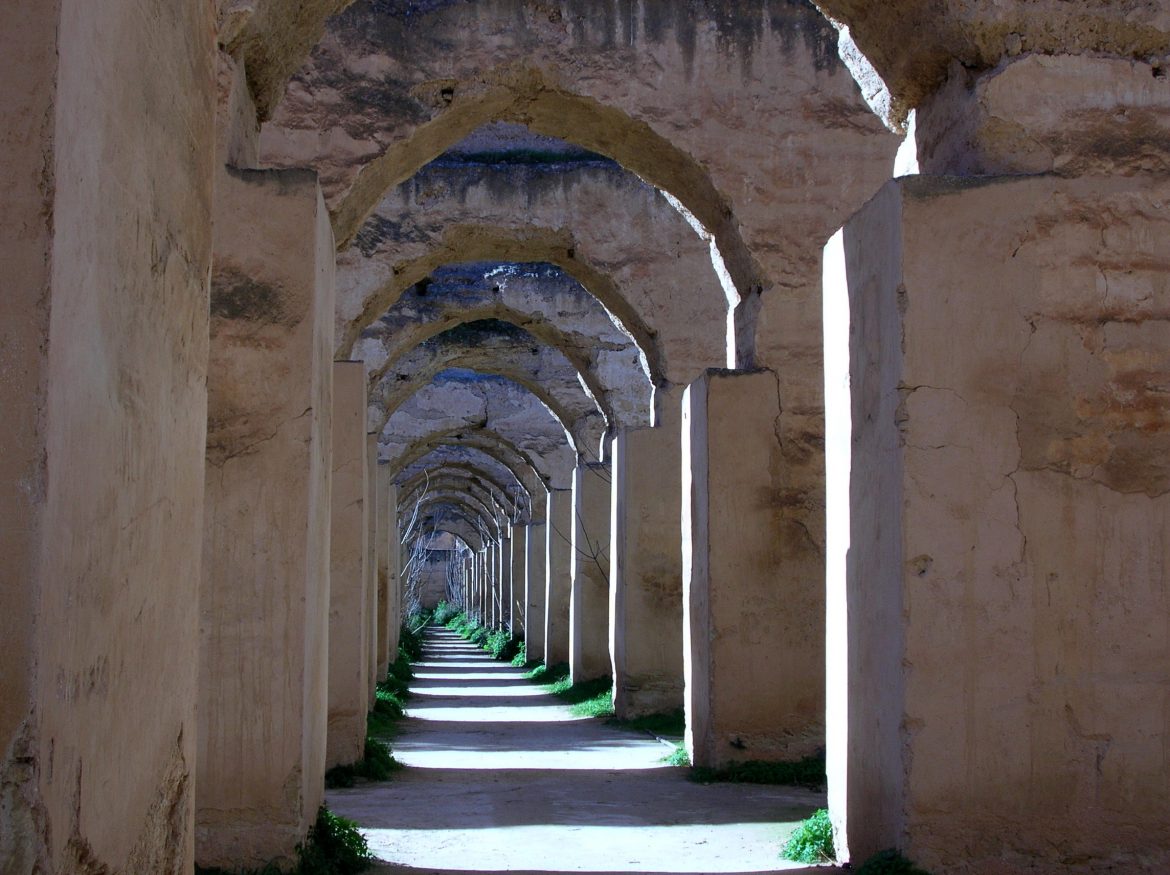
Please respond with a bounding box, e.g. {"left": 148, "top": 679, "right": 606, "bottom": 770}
{"left": 328, "top": 627, "right": 834, "bottom": 875}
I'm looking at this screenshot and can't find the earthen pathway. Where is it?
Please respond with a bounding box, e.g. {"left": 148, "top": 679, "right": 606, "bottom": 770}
{"left": 329, "top": 627, "right": 833, "bottom": 875}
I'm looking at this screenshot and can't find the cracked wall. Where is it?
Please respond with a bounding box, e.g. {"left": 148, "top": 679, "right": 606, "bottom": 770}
{"left": 0, "top": 1, "right": 215, "bottom": 872}
{"left": 832, "top": 174, "right": 1170, "bottom": 874}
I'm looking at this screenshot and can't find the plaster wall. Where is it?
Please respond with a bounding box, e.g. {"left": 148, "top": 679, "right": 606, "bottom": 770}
{"left": 198, "top": 168, "right": 335, "bottom": 867}
{"left": 365, "top": 435, "right": 379, "bottom": 706}
{"left": 610, "top": 401, "right": 685, "bottom": 719}
{"left": 570, "top": 464, "right": 613, "bottom": 683}
{"left": 831, "top": 176, "right": 1170, "bottom": 873}
{"left": 546, "top": 490, "right": 574, "bottom": 665}
{"left": 328, "top": 362, "right": 369, "bottom": 768}
{"left": 376, "top": 465, "right": 391, "bottom": 679}
{"left": 683, "top": 370, "right": 824, "bottom": 768}
{"left": 386, "top": 484, "right": 401, "bottom": 659}
{"left": 512, "top": 529, "right": 529, "bottom": 637}
{"left": 0, "top": 1, "right": 215, "bottom": 870}
{"left": 500, "top": 534, "right": 514, "bottom": 632}
{"left": 526, "top": 523, "right": 548, "bottom": 662}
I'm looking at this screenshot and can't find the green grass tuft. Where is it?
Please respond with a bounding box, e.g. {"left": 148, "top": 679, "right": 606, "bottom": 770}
{"left": 324, "top": 738, "right": 402, "bottom": 788}
{"left": 296, "top": 805, "right": 374, "bottom": 875}
{"left": 855, "top": 849, "right": 933, "bottom": 875}
{"left": 510, "top": 642, "right": 527, "bottom": 666}
{"left": 661, "top": 743, "right": 690, "bottom": 766}
{"left": 690, "top": 753, "right": 825, "bottom": 788}
{"left": 781, "top": 808, "right": 835, "bottom": 864}
{"left": 431, "top": 599, "right": 459, "bottom": 625}
{"left": 195, "top": 805, "right": 372, "bottom": 875}
{"left": 524, "top": 662, "right": 613, "bottom": 717}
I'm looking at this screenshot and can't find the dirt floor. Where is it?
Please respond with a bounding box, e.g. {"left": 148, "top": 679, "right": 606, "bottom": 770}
{"left": 328, "top": 627, "right": 835, "bottom": 875}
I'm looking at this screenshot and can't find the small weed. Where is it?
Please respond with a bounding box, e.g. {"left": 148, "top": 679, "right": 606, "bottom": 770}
{"left": 366, "top": 695, "right": 401, "bottom": 737}
{"left": 661, "top": 743, "right": 690, "bottom": 766}
{"left": 570, "top": 686, "right": 614, "bottom": 718}
{"left": 781, "top": 808, "right": 834, "bottom": 864}
{"left": 195, "top": 805, "right": 372, "bottom": 875}
{"left": 447, "top": 612, "right": 490, "bottom": 646}
{"left": 399, "top": 621, "right": 425, "bottom": 661}
{"left": 431, "top": 600, "right": 459, "bottom": 625}
{"left": 856, "top": 849, "right": 933, "bottom": 875}
{"left": 690, "top": 753, "right": 825, "bottom": 788}
{"left": 484, "top": 629, "right": 522, "bottom": 661}
{"left": 609, "top": 709, "right": 685, "bottom": 737}
{"left": 510, "top": 643, "right": 527, "bottom": 666}
{"left": 325, "top": 738, "right": 402, "bottom": 788}
{"left": 526, "top": 662, "right": 613, "bottom": 717}
{"left": 297, "top": 806, "right": 374, "bottom": 875}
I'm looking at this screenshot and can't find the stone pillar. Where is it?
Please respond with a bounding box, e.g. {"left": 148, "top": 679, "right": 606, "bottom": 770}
{"left": 526, "top": 521, "right": 548, "bottom": 662}
{"left": 545, "top": 489, "right": 574, "bottom": 665}
{"left": 486, "top": 541, "right": 497, "bottom": 628}
{"left": 683, "top": 369, "right": 822, "bottom": 769}
{"left": 327, "top": 362, "right": 369, "bottom": 768}
{"left": 386, "top": 484, "right": 401, "bottom": 659}
{"left": 375, "top": 466, "right": 391, "bottom": 680}
{"left": 610, "top": 390, "right": 685, "bottom": 719}
{"left": 500, "top": 529, "right": 513, "bottom": 633}
{"left": 365, "top": 435, "right": 379, "bottom": 706}
{"left": 512, "top": 526, "right": 529, "bottom": 639}
{"left": 570, "top": 463, "right": 612, "bottom": 684}
{"left": 0, "top": 5, "right": 215, "bottom": 870}
{"left": 825, "top": 175, "right": 1170, "bottom": 874}
{"left": 197, "top": 166, "right": 335, "bottom": 867}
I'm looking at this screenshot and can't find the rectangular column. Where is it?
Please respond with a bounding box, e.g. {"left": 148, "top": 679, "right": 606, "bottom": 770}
{"left": 526, "top": 521, "right": 548, "bottom": 662}
{"left": 375, "top": 465, "right": 391, "bottom": 680}
{"left": 327, "top": 362, "right": 369, "bottom": 768}
{"left": 500, "top": 530, "right": 513, "bottom": 633}
{"left": 570, "top": 463, "right": 612, "bottom": 683}
{"left": 365, "top": 435, "right": 379, "bottom": 706}
{"left": 610, "top": 394, "right": 685, "bottom": 719}
{"left": 198, "top": 166, "right": 335, "bottom": 867}
{"left": 489, "top": 540, "right": 498, "bottom": 627}
{"left": 386, "top": 484, "right": 401, "bottom": 659}
{"left": 512, "top": 526, "right": 529, "bottom": 639}
{"left": 545, "top": 489, "right": 574, "bottom": 665}
{"left": 0, "top": 6, "right": 215, "bottom": 871}
{"left": 826, "top": 176, "right": 1170, "bottom": 873}
{"left": 683, "top": 369, "right": 823, "bottom": 769}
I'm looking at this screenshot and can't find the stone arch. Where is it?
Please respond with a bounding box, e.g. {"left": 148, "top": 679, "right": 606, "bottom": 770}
{"left": 339, "top": 228, "right": 671, "bottom": 382}
{"left": 398, "top": 447, "right": 533, "bottom": 508}
{"left": 379, "top": 372, "right": 579, "bottom": 482}
{"left": 370, "top": 325, "right": 609, "bottom": 457}
{"left": 403, "top": 475, "right": 522, "bottom": 529}
{"left": 378, "top": 366, "right": 596, "bottom": 460}
{"left": 400, "top": 462, "right": 527, "bottom": 517}
{"left": 401, "top": 469, "right": 527, "bottom": 525}
{"left": 409, "top": 490, "right": 501, "bottom": 538}
{"left": 326, "top": 74, "right": 765, "bottom": 340}
{"left": 426, "top": 513, "right": 485, "bottom": 553}
{"left": 358, "top": 300, "right": 654, "bottom": 432}
{"left": 386, "top": 427, "right": 553, "bottom": 492}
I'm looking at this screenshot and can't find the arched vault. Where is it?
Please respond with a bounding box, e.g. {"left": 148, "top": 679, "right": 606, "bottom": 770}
{"left": 353, "top": 264, "right": 654, "bottom": 431}
{"left": 369, "top": 322, "right": 608, "bottom": 458}
{"left": 402, "top": 472, "right": 531, "bottom": 526}
{"left": 390, "top": 431, "right": 550, "bottom": 509}
{"left": 334, "top": 167, "right": 724, "bottom": 382}
{"left": 401, "top": 470, "right": 527, "bottom": 526}
{"left": 398, "top": 446, "right": 533, "bottom": 509}
{"left": 380, "top": 372, "right": 578, "bottom": 488}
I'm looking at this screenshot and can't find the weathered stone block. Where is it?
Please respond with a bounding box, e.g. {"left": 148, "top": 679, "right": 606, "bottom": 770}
{"left": 826, "top": 175, "right": 1170, "bottom": 873}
